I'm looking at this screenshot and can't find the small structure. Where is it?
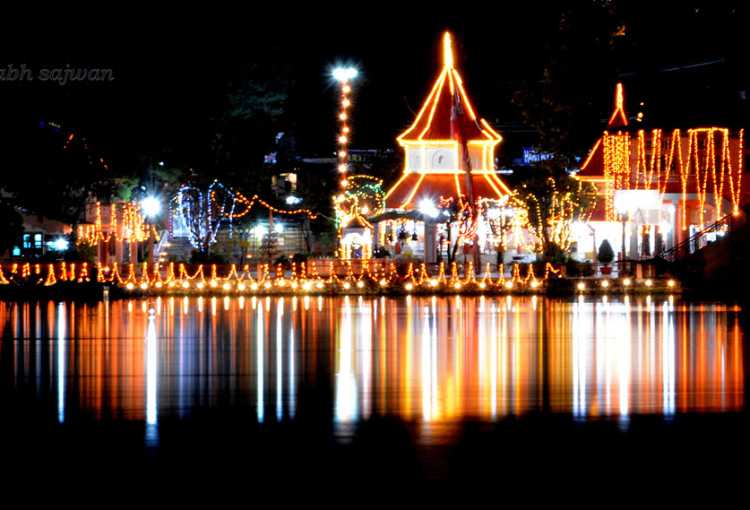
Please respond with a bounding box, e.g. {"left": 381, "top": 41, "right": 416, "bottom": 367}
{"left": 573, "top": 83, "right": 747, "bottom": 261}
{"left": 340, "top": 210, "right": 373, "bottom": 259}
{"left": 378, "top": 32, "right": 517, "bottom": 265}
{"left": 10, "top": 213, "right": 71, "bottom": 258}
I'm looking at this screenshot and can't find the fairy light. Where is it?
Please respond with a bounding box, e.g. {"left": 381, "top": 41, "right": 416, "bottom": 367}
{"left": 1, "top": 260, "right": 683, "bottom": 297}
{"left": 77, "top": 201, "right": 160, "bottom": 247}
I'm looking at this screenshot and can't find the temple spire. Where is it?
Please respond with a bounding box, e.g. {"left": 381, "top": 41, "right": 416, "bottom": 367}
{"left": 443, "top": 31, "right": 454, "bottom": 69}
{"left": 607, "top": 82, "right": 629, "bottom": 128}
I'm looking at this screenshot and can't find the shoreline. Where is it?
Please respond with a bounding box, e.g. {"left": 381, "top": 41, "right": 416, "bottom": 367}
{"left": 0, "top": 276, "right": 682, "bottom": 300}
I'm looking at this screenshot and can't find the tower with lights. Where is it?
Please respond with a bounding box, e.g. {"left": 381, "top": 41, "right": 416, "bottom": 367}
{"left": 379, "top": 32, "right": 512, "bottom": 264}
{"left": 385, "top": 32, "right": 510, "bottom": 211}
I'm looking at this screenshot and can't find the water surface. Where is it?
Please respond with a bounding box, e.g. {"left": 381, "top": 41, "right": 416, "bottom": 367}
{"left": 1, "top": 295, "right": 746, "bottom": 482}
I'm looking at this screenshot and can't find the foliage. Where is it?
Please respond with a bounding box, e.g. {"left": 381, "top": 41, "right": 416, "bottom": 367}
{"left": 517, "top": 175, "right": 597, "bottom": 254}
{"left": 188, "top": 250, "right": 226, "bottom": 265}
{"left": 598, "top": 239, "right": 615, "bottom": 265}
{"left": 208, "top": 61, "right": 292, "bottom": 193}
{"left": 511, "top": 3, "right": 625, "bottom": 160}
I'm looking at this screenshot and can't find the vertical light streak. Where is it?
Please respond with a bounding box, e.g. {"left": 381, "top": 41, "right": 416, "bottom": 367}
{"left": 56, "top": 302, "right": 66, "bottom": 424}
{"left": 662, "top": 300, "right": 676, "bottom": 416}
{"left": 257, "top": 300, "right": 265, "bottom": 423}
{"left": 335, "top": 297, "right": 357, "bottom": 424}
{"left": 145, "top": 306, "right": 158, "bottom": 445}
{"left": 276, "top": 298, "right": 284, "bottom": 421}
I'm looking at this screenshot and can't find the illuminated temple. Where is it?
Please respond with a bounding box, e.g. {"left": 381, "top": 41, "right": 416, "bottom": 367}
{"left": 572, "top": 83, "right": 747, "bottom": 261}
{"left": 376, "top": 32, "right": 515, "bottom": 264}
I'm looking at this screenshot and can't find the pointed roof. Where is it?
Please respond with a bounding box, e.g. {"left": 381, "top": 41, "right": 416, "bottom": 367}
{"left": 397, "top": 32, "right": 501, "bottom": 143}
{"left": 607, "top": 82, "right": 629, "bottom": 129}
{"left": 577, "top": 83, "right": 629, "bottom": 179}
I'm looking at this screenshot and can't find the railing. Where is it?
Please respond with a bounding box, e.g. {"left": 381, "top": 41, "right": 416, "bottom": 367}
{"left": 658, "top": 213, "right": 734, "bottom": 262}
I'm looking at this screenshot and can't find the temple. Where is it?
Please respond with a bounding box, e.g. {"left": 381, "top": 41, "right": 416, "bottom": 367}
{"left": 572, "top": 83, "right": 746, "bottom": 261}
{"left": 375, "top": 32, "right": 517, "bottom": 264}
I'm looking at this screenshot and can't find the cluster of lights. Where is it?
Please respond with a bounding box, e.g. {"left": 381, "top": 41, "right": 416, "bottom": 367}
{"left": 77, "top": 201, "right": 160, "bottom": 247}
{"left": 574, "top": 277, "right": 678, "bottom": 293}
{"left": 519, "top": 178, "right": 596, "bottom": 253}
{"left": 0, "top": 261, "right": 92, "bottom": 286}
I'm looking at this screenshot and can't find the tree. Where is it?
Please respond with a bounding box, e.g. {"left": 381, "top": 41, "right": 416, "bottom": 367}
{"left": 3, "top": 121, "right": 116, "bottom": 224}
{"left": 598, "top": 239, "right": 615, "bottom": 265}
{"left": 517, "top": 175, "right": 597, "bottom": 257}
{"left": 209, "top": 60, "right": 292, "bottom": 194}
{"left": 0, "top": 201, "right": 23, "bottom": 255}
{"left": 511, "top": 3, "right": 625, "bottom": 160}
{"left": 174, "top": 181, "right": 232, "bottom": 255}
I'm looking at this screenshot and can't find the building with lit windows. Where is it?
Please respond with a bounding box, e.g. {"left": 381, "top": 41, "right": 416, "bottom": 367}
{"left": 571, "top": 83, "right": 747, "bottom": 262}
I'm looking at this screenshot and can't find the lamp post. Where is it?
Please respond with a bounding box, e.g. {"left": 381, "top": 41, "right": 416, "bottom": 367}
{"left": 332, "top": 65, "right": 358, "bottom": 258}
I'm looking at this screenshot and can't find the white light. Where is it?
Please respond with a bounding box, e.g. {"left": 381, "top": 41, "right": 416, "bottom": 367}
{"left": 141, "top": 196, "right": 161, "bottom": 218}
{"left": 614, "top": 189, "right": 660, "bottom": 214}
{"left": 274, "top": 223, "right": 284, "bottom": 234}
{"left": 253, "top": 225, "right": 267, "bottom": 239}
{"left": 486, "top": 208, "right": 501, "bottom": 220}
{"left": 418, "top": 198, "right": 439, "bottom": 219}
{"left": 286, "top": 195, "right": 302, "bottom": 205}
{"left": 332, "top": 67, "right": 359, "bottom": 82}
{"left": 49, "top": 237, "right": 69, "bottom": 252}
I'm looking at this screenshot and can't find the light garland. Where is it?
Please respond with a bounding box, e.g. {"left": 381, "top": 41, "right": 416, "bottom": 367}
{"left": 336, "top": 74, "right": 354, "bottom": 192}
{"left": 77, "top": 201, "right": 159, "bottom": 246}
{"left": 0, "top": 260, "right": 679, "bottom": 295}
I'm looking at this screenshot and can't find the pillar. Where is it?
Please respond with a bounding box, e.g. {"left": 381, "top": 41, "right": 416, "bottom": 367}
{"left": 424, "top": 221, "right": 437, "bottom": 264}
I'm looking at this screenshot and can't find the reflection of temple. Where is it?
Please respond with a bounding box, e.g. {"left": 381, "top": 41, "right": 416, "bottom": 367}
{"left": 376, "top": 33, "right": 518, "bottom": 264}
{"left": 0, "top": 297, "right": 743, "bottom": 432}
{"left": 573, "top": 84, "right": 747, "bottom": 261}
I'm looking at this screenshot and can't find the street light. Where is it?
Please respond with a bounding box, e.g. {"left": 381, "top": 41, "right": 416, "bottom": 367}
{"left": 141, "top": 195, "right": 162, "bottom": 219}
{"left": 332, "top": 66, "right": 358, "bottom": 83}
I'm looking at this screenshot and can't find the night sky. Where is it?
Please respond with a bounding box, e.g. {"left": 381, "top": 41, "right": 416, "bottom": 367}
{"left": 0, "top": 3, "right": 747, "bottom": 176}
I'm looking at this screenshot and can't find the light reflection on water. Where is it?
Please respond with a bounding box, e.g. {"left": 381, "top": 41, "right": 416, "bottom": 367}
{"left": 0, "top": 296, "right": 744, "bottom": 444}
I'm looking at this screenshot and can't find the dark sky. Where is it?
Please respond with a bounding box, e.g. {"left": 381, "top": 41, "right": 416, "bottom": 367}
{"left": 0, "top": 2, "right": 747, "bottom": 176}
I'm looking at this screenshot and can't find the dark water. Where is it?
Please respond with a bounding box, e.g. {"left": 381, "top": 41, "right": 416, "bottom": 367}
{"left": 1, "top": 295, "right": 747, "bottom": 486}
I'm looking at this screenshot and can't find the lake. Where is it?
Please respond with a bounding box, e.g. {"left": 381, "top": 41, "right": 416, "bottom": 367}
{"left": 1, "top": 295, "right": 747, "bottom": 485}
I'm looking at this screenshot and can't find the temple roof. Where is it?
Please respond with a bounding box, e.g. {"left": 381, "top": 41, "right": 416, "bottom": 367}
{"left": 385, "top": 172, "right": 511, "bottom": 210}
{"left": 577, "top": 83, "right": 627, "bottom": 179}
{"left": 397, "top": 32, "right": 501, "bottom": 144}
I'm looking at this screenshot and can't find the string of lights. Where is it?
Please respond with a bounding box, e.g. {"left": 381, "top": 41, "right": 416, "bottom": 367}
{"left": 77, "top": 201, "right": 160, "bottom": 246}
{"left": 0, "top": 261, "right": 678, "bottom": 295}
